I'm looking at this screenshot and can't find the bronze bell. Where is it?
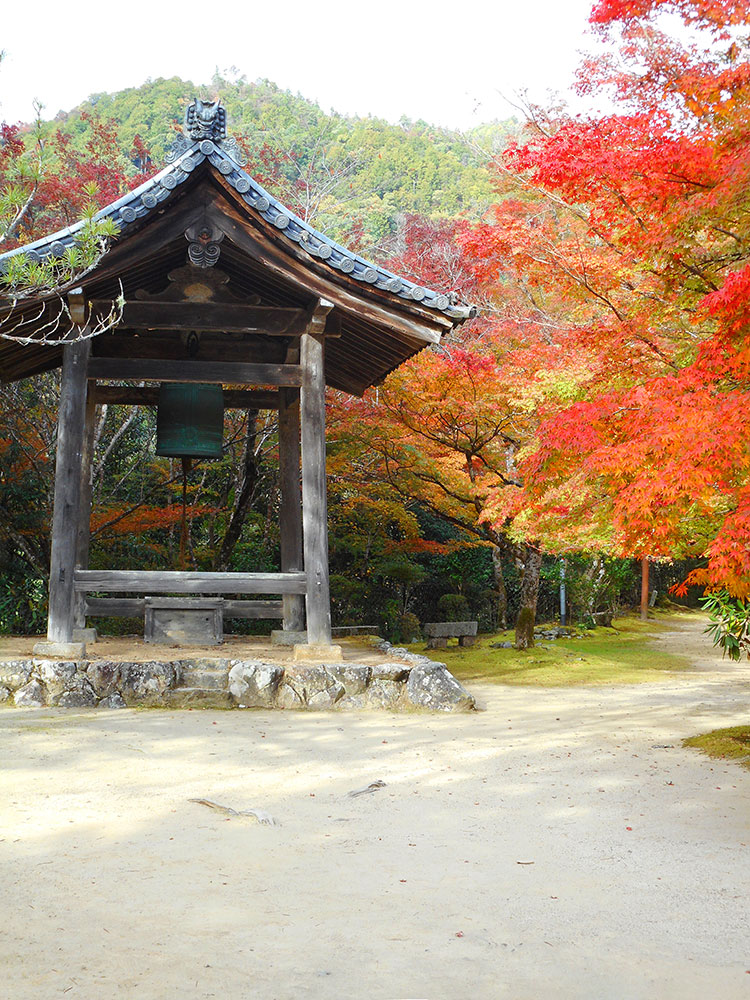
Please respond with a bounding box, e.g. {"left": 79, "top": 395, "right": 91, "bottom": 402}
{"left": 156, "top": 383, "right": 224, "bottom": 460}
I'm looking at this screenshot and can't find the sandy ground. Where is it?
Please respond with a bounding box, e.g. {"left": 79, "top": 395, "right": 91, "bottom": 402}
{"left": 1, "top": 617, "right": 749, "bottom": 1000}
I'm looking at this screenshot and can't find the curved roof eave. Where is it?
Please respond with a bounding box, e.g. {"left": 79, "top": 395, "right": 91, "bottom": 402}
{"left": 0, "top": 138, "right": 476, "bottom": 325}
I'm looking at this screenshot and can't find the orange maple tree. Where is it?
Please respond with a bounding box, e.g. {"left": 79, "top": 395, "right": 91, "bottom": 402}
{"left": 328, "top": 211, "right": 549, "bottom": 643}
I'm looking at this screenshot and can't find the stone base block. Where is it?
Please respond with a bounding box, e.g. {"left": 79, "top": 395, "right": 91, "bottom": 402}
{"left": 293, "top": 643, "right": 344, "bottom": 663}
{"left": 271, "top": 630, "right": 307, "bottom": 646}
{"left": 32, "top": 641, "right": 87, "bottom": 658}
{"left": 427, "top": 637, "right": 448, "bottom": 650}
{"left": 74, "top": 627, "right": 98, "bottom": 643}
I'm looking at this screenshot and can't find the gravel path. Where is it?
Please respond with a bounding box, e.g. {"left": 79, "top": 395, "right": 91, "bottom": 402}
{"left": 1, "top": 617, "right": 748, "bottom": 999}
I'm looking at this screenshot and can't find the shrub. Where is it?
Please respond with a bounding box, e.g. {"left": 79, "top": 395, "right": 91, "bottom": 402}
{"left": 437, "top": 593, "right": 470, "bottom": 621}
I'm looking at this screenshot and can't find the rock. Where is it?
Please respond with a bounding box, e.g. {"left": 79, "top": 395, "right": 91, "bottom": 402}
{"left": 0, "top": 686, "right": 11, "bottom": 703}
{"left": 533, "top": 627, "right": 575, "bottom": 641}
{"left": 97, "top": 692, "right": 126, "bottom": 710}
{"left": 276, "top": 682, "right": 304, "bottom": 709}
{"left": 406, "top": 662, "right": 475, "bottom": 713}
{"left": 228, "top": 661, "right": 283, "bottom": 708}
{"left": 278, "top": 665, "right": 345, "bottom": 709}
{"left": 337, "top": 694, "right": 367, "bottom": 709}
{"left": 371, "top": 662, "right": 410, "bottom": 683}
{"left": 328, "top": 664, "right": 372, "bottom": 695}
{"left": 34, "top": 660, "right": 78, "bottom": 700}
{"left": 490, "top": 641, "right": 515, "bottom": 649}
{"left": 86, "top": 661, "right": 123, "bottom": 698}
{"left": 308, "top": 680, "right": 345, "bottom": 708}
{"left": 179, "top": 659, "right": 229, "bottom": 691}
{"left": 365, "top": 679, "right": 404, "bottom": 709}
{"left": 397, "top": 651, "right": 426, "bottom": 666}
{"left": 165, "top": 688, "right": 234, "bottom": 709}
{"left": 119, "top": 661, "right": 179, "bottom": 705}
{"left": 14, "top": 680, "right": 46, "bottom": 707}
{"left": 0, "top": 661, "right": 32, "bottom": 691}
{"left": 57, "top": 679, "right": 97, "bottom": 708}
{"left": 384, "top": 645, "right": 422, "bottom": 663}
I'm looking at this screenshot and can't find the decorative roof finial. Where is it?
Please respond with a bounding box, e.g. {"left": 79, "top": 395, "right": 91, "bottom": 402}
{"left": 166, "top": 98, "right": 245, "bottom": 166}
{"left": 184, "top": 99, "right": 227, "bottom": 141}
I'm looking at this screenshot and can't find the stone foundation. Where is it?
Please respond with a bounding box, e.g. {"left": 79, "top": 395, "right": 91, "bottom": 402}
{"left": 0, "top": 645, "right": 475, "bottom": 713}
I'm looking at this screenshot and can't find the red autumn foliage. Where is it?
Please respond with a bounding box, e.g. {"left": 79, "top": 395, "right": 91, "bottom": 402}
{"left": 1, "top": 112, "right": 156, "bottom": 249}
{"left": 462, "top": 0, "right": 750, "bottom": 595}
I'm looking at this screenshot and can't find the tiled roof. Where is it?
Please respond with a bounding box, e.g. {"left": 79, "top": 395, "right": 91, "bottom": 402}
{"left": 0, "top": 104, "right": 475, "bottom": 323}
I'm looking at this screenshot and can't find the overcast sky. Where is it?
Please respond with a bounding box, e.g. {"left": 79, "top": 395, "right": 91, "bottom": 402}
{"left": 2, "top": 0, "right": 599, "bottom": 128}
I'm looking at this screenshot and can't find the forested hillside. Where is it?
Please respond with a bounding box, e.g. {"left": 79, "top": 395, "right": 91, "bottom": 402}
{"left": 53, "top": 74, "right": 510, "bottom": 248}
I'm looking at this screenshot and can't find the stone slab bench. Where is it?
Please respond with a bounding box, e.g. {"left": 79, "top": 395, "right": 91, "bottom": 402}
{"left": 423, "top": 621, "right": 478, "bottom": 649}
{"left": 331, "top": 626, "right": 379, "bottom": 637}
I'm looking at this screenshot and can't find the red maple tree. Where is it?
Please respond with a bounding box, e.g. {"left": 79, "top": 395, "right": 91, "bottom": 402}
{"left": 463, "top": 0, "right": 750, "bottom": 596}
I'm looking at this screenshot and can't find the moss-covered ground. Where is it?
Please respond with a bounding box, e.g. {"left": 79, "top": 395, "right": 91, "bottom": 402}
{"left": 683, "top": 726, "right": 750, "bottom": 769}
{"left": 409, "top": 612, "right": 697, "bottom": 687}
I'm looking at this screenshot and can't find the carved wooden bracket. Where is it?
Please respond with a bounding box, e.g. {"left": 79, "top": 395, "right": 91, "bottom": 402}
{"left": 307, "top": 298, "right": 335, "bottom": 337}
{"left": 185, "top": 224, "right": 225, "bottom": 269}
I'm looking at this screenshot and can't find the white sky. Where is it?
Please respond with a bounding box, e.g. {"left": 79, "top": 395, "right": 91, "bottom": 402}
{"left": 1, "top": 0, "right": 599, "bottom": 128}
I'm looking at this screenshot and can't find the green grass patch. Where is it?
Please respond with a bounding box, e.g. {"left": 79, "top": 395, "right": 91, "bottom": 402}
{"left": 409, "top": 614, "right": 694, "bottom": 687}
{"left": 683, "top": 726, "right": 750, "bottom": 769}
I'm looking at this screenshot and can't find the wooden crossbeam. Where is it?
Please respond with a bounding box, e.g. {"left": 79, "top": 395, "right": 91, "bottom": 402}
{"left": 84, "top": 597, "right": 284, "bottom": 618}
{"left": 90, "top": 300, "right": 308, "bottom": 336}
{"left": 74, "top": 569, "right": 306, "bottom": 595}
{"left": 87, "top": 359, "right": 303, "bottom": 386}
{"left": 90, "top": 385, "right": 281, "bottom": 409}
{"left": 224, "top": 600, "right": 284, "bottom": 618}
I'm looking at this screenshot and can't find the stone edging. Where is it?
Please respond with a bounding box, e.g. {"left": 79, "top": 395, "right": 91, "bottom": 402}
{"left": 0, "top": 648, "right": 475, "bottom": 713}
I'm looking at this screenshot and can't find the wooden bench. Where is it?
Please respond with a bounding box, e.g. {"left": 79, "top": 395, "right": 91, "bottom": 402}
{"left": 144, "top": 598, "right": 224, "bottom": 646}
{"left": 76, "top": 570, "right": 298, "bottom": 644}
{"left": 423, "top": 621, "right": 478, "bottom": 649}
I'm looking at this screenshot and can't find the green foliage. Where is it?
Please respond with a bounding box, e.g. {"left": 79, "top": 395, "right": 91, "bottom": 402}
{"left": 0, "top": 576, "right": 47, "bottom": 635}
{"left": 399, "top": 612, "right": 422, "bottom": 643}
{"left": 701, "top": 591, "right": 750, "bottom": 661}
{"left": 437, "top": 593, "right": 470, "bottom": 621}
{"left": 2, "top": 210, "right": 120, "bottom": 296}
{"left": 551, "top": 556, "right": 638, "bottom": 628}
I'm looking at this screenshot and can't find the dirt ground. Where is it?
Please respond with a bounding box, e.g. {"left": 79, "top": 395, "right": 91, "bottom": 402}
{"left": 2, "top": 617, "right": 749, "bottom": 1000}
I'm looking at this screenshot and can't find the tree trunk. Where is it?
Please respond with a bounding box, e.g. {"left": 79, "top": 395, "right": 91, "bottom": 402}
{"left": 515, "top": 545, "right": 542, "bottom": 649}
{"left": 491, "top": 544, "right": 508, "bottom": 630}
{"left": 640, "top": 557, "right": 649, "bottom": 621}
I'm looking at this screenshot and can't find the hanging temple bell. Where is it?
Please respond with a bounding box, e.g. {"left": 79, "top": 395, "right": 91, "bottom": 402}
{"left": 156, "top": 383, "right": 224, "bottom": 461}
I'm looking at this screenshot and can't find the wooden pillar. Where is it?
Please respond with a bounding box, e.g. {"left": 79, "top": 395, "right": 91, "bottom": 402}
{"left": 73, "top": 387, "right": 98, "bottom": 632}
{"left": 38, "top": 335, "right": 91, "bottom": 653}
{"left": 279, "top": 387, "right": 305, "bottom": 632}
{"left": 298, "top": 314, "right": 339, "bottom": 657}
